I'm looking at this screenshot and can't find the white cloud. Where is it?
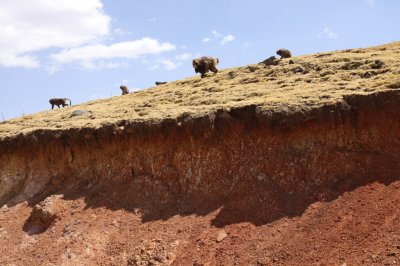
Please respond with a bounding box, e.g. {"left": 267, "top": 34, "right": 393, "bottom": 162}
{"left": 366, "top": 0, "right": 375, "bottom": 8}
{"left": 77, "top": 61, "right": 128, "bottom": 70}
{"left": 202, "top": 30, "right": 236, "bottom": 46}
{"left": 149, "top": 64, "right": 160, "bottom": 71}
{"left": 159, "top": 59, "right": 182, "bottom": 70}
{"left": 50, "top": 60, "right": 126, "bottom": 72}
{"left": 242, "top": 42, "right": 251, "bottom": 48}
{"left": 211, "top": 30, "right": 224, "bottom": 38}
{"left": 114, "top": 28, "right": 131, "bottom": 36}
{"left": 149, "top": 58, "right": 183, "bottom": 71}
{"left": 0, "top": 53, "right": 40, "bottom": 68}
{"left": 318, "top": 27, "right": 338, "bottom": 39}
{"left": 147, "top": 16, "right": 157, "bottom": 22}
{"left": 220, "top": 35, "right": 235, "bottom": 46}
{"left": 46, "top": 64, "right": 62, "bottom": 75}
{"left": 50, "top": 38, "right": 176, "bottom": 68}
{"left": 176, "top": 53, "right": 192, "bottom": 61}
{"left": 0, "top": 1, "right": 177, "bottom": 72}
{"left": 0, "top": 0, "right": 110, "bottom": 68}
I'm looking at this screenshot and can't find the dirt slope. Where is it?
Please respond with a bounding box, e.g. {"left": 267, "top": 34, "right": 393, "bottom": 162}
{"left": 1, "top": 42, "right": 400, "bottom": 265}
{"left": 2, "top": 181, "right": 400, "bottom": 265}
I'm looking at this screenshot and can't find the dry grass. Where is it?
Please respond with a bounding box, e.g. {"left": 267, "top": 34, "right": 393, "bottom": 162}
{"left": 1, "top": 42, "right": 400, "bottom": 139}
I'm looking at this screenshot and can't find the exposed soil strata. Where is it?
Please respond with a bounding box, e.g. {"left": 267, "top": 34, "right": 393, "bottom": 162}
{"left": 1, "top": 90, "right": 400, "bottom": 264}
{"left": 1, "top": 90, "right": 400, "bottom": 223}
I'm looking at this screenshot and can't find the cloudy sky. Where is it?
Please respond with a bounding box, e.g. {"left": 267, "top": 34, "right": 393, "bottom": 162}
{"left": 0, "top": 0, "right": 399, "bottom": 119}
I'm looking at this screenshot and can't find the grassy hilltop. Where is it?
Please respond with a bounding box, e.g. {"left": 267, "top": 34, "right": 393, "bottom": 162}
{"left": 1, "top": 42, "right": 400, "bottom": 138}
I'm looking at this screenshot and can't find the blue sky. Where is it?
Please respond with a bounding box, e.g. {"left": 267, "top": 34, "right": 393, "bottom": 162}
{"left": 0, "top": 0, "right": 399, "bottom": 119}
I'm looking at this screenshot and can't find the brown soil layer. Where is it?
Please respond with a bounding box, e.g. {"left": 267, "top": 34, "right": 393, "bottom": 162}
{"left": 1, "top": 42, "right": 400, "bottom": 265}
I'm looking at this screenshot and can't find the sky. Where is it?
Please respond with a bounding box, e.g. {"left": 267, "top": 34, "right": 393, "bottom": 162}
{"left": 0, "top": 0, "right": 399, "bottom": 120}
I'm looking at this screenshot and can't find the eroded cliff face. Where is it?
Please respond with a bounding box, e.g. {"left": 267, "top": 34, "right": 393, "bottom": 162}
{"left": 1, "top": 90, "right": 400, "bottom": 225}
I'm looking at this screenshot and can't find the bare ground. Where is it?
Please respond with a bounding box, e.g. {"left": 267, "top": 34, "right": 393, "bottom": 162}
{"left": 1, "top": 180, "right": 400, "bottom": 265}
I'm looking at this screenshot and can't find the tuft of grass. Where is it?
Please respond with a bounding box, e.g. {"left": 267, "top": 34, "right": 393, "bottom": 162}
{"left": 387, "top": 81, "right": 400, "bottom": 89}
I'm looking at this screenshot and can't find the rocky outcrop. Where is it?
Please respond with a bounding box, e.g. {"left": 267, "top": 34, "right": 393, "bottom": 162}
{"left": 24, "top": 195, "right": 63, "bottom": 234}
{"left": 1, "top": 90, "right": 400, "bottom": 225}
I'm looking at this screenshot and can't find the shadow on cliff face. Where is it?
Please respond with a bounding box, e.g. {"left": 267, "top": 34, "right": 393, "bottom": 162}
{"left": 23, "top": 171, "right": 399, "bottom": 230}
{"left": 14, "top": 91, "right": 400, "bottom": 231}
{"left": 208, "top": 176, "right": 399, "bottom": 227}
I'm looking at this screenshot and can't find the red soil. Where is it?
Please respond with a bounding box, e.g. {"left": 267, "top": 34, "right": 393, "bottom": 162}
{"left": 1, "top": 180, "right": 400, "bottom": 265}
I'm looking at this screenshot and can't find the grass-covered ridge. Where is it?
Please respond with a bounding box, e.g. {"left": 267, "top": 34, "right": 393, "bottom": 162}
{"left": 1, "top": 42, "right": 400, "bottom": 139}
